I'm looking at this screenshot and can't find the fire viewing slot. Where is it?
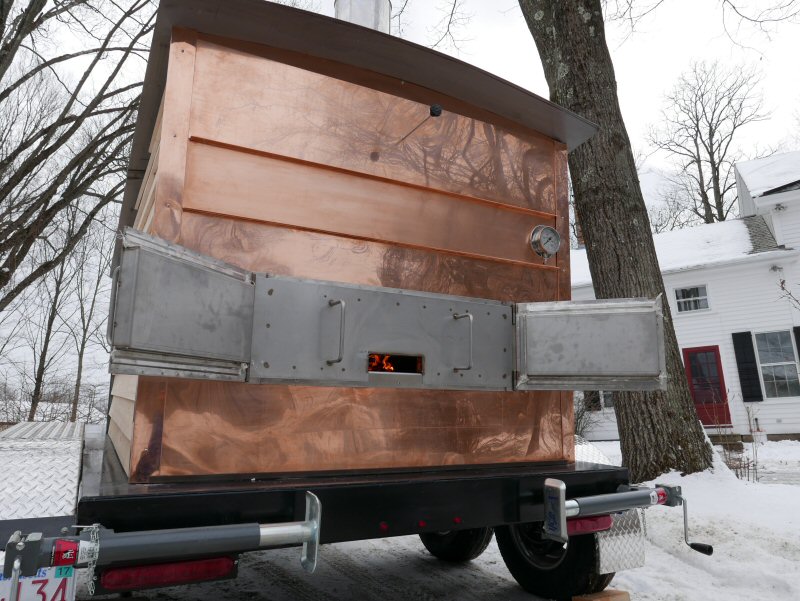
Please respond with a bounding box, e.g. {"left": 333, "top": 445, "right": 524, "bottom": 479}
{"left": 368, "top": 353, "right": 424, "bottom": 374}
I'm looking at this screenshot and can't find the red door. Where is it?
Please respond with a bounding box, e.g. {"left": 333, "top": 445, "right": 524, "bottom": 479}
{"left": 683, "top": 346, "right": 731, "bottom": 427}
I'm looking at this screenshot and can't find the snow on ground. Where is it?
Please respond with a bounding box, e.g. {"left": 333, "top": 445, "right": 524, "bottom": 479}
{"left": 18, "top": 441, "right": 800, "bottom": 600}
{"left": 592, "top": 440, "right": 800, "bottom": 601}
{"left": 743, "top": 439, "right": 800, "bottom": 485}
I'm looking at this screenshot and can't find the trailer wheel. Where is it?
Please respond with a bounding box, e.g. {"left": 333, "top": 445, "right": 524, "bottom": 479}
{"left": 495, "top": 523, "right": 613, "bottom": 599}
{"left": 419, "top": 527, "right": 494, "bottom": 563}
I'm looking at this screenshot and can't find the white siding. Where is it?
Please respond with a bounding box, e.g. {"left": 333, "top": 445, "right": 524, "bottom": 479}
{"left": 576, "top": 253, "right": 800, "bottom": 440}
{"left": 769, "top": 194, "right": 800, "bottom": 250}
{"left": 108, "top": 375, "right": 138, "bottom": 475}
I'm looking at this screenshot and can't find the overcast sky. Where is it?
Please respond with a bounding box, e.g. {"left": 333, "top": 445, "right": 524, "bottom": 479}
{"left": 320, "top": 1, "right": 800, "bottom": 205}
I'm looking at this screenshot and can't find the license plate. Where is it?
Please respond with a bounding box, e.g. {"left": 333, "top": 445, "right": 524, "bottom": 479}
{"left": 0, "top": 566, "right": 76, "bottom": 601}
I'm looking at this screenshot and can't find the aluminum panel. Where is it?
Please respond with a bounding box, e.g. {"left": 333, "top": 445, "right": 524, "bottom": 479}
{"left": 515, "top": 297, "right": 667, "bottom": 391}
{"left": 596, "top": 509, "right": 646, "bottom": 574}
{"left": 250, "top": 275, "right": 514, "bottom": 390}
{"left": 0, "top": 423, "right": 83, "bottom": 520}
{"left": 110, "top": 229, "right": 255, "bottom": 365}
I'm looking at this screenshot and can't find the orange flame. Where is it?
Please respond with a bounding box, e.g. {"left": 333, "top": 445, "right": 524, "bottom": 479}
{"left": 368, "top": 354, "right": 395, "bottom": 372}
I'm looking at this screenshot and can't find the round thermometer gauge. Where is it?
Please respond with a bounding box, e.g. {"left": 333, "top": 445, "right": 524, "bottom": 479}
{"left": 530, "top": 225, "right": 561, "bottom": 259}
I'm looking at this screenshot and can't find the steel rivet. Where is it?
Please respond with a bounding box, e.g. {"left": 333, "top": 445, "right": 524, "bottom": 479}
{"left": 263, "top": 362, "right": 270, "bottom": 368}
{"left": 266, "top": 323, "right": 271, "bottom": 328}
{"left": 267, "top": 288, "right": 274, "bottom": 296}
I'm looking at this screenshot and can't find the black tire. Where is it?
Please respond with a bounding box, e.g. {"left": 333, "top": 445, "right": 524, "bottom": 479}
{"left": 495, "top": 523, "right": 614, "bottom": 600}
{"left": 419, "top": 527, "right": 494, "bottom": 563}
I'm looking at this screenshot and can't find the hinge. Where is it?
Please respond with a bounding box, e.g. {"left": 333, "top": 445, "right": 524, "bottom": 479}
{"left": 511, "top": 304, "right": 517, "bottom": 325}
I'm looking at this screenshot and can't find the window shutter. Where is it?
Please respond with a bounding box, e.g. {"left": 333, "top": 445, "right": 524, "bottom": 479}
{"left": 731, "top": 332, "right": 763, "bottom": 402}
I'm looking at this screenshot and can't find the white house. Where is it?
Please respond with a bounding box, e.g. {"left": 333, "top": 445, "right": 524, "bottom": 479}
{"left": 575, "top": 151, "right": 800, "bottom": 442}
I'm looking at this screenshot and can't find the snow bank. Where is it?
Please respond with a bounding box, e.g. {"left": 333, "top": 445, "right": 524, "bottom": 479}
{"left": 594, "top": 441, "right": 800, "bottom": 601}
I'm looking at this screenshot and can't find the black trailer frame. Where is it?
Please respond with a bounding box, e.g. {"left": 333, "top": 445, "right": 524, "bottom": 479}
{"left": 78, "top": 438, "right": 630, "bottom": 544}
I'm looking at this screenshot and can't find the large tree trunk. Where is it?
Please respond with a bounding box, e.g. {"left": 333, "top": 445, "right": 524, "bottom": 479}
{"left": 519, "top": 0, "right": 712, "bottom": 481}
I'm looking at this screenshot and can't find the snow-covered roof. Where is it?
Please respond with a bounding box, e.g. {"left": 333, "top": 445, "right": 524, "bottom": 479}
{"left": 571, "top": 217, "right": 782, "bottom": 288}
{"left": 735, "top": 151, "right": 800, "bottom": 198}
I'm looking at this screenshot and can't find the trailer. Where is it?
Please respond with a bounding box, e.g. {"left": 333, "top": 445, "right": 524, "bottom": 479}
{"left": 3, "top": 1, "right": 712, "bottom": 600}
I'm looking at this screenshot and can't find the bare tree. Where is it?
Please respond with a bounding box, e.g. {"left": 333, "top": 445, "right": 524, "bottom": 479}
{"left": 0, "top": 0, "right": 154, "bottom": 313}
{"left": 64, "top": 215, "right": 112, "bottom": 422}
{"left": 392, "top": 0, "right": 471, "bottom": 49}
{"left": 606, "top": 1, "right": 800, "bottom": 36}
{"left": 650, "top": 61, "right": 768, "bottom": 225}
{"left": 647, "top": 185, "right": 700, "bottom": 233}
{"left": 23, "top": 246, "right": 72, "bottom": 421}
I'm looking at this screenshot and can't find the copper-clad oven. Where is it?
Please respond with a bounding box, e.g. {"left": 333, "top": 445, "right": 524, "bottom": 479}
{"left": 109, "top": 0, "right": 596, "bottom": 483}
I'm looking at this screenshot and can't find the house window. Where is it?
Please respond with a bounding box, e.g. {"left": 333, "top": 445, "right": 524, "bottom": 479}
{"left": 675, "top": 285, "right": 709, "bottom": 313}
{"left": 755, "top": 331, "right": 800, "bottom": 398}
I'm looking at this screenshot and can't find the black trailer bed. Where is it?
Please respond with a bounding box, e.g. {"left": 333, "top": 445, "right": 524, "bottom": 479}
{"left": 77, "top": 436, "right": 628, "bottom": 545}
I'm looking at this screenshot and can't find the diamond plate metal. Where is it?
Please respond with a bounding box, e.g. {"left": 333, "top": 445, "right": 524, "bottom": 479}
{"left": 0, "top": 421, "right": 83, "bottom": 441}
{"left": 575, "top": 435, "right": 613, "bottom": 465}
{"left": 596, "top": 508, "right": 646, "bottom": 574}
{"left": 0, "top": 422, "right": 83, "bottom": 520}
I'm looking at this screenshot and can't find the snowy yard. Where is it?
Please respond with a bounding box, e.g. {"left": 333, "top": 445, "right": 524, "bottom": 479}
{"left": 81, "top": 441, "right": 800, "bottom": 601}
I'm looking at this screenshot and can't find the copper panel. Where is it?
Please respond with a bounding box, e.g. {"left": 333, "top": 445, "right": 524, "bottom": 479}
{"left": 131, "top": 377, "right": 566, "bottom": 480}
{"left": 149, "top": 29, "right": 197, "bottom": 243}
{"left": 127, "top": 31, "right": 573, "bottom": 481}
{"left": 188, "top": 37, "right": 555, "bottom": 213}
{"left": 177, "top": 213, "right": 558, "bottom": 302}
{"left": 182, "top": 140, "right": 554, "bottom": 267}
{"left": 129, "top": 378, "right": 167, "bottom": 481}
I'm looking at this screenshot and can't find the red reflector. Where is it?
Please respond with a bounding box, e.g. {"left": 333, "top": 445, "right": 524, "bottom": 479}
{"left": 567, "top": 515, "right": 614, "bottom": 536}
{"left": 379, "top": 521, "right": 389, "bottom": 532}
{"left": 657, "top": 488, "right": 668, "bottom": 505}
{"left": 417, "top": 520, "right": 427, "bottom": 528}
{"left": 52, "top": 539, "right": 80, "bottom": 566}
{"left": 453, "top": 517, "right": 463, "bottom": 525}
{"left": 100, "top": 557, "right": 235, "bottom": 591}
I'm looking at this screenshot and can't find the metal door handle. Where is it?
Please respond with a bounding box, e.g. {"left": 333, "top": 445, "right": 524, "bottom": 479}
{"left": 453, "top": 312, "right": 473, "bottom": 371}
{"left": 326, "top": 299, "right": 346, "bottom": 365}
{"left": 106, "top": 266, "right": 121, "bottom": 345}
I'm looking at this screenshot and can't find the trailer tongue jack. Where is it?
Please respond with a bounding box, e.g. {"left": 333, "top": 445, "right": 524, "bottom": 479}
{"left": 543, "top": 479, "right": 713, "bottom": 555}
